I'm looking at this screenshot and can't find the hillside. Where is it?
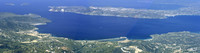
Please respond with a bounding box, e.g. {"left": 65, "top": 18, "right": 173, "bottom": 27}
{"left": 0, "top": 12, "right": 200, "bottom": 53}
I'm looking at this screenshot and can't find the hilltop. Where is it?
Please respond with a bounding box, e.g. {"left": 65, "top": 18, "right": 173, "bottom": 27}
{"left": 0, "top": 13, "right": 200, "bottom": 53}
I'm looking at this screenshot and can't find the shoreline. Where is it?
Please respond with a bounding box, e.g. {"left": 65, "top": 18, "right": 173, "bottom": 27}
{"left": 34, "top": 22, "right": 153, "bottom": 41}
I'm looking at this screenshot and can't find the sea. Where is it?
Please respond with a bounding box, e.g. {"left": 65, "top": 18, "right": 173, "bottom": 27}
{"left": 0, "top": 0, "right": 200, "bottom": 40}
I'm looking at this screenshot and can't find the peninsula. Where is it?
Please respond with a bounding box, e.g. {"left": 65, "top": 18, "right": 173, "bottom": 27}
{"left": 49, "top": 6, "right": 200, "bottom": 19}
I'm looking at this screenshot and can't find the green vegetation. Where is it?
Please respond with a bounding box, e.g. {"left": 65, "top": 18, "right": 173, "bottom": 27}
{"left": 0, "top": 12, "right": 200, "bottom": 53}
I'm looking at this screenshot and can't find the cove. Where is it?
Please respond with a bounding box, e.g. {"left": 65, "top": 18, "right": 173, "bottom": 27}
{"left": 36, "top": 12, "right": 200, "bottom": 40}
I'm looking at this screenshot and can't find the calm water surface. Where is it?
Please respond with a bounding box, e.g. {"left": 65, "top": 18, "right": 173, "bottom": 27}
{"left": 0, "top": 0, "right": 199, "bottom": 40}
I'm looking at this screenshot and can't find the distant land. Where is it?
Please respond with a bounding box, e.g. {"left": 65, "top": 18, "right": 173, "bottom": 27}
{"left": 1, "top": 12, "right": 200, "bottom": 53}
{"left": 5, "top": 3, "right": 29, "bottom": 6}
{"left": 49, "top": 6, "right": 200, "bottom": 19}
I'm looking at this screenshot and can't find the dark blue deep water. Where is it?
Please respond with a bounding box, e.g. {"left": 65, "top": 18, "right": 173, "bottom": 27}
{"left": 0, "top": 0, "right": 200, "bottom": 40}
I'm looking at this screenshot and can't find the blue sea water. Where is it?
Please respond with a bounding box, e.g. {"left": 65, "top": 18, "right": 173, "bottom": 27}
{"left": 0, "top": 0, "right": 200, "bottom": 40}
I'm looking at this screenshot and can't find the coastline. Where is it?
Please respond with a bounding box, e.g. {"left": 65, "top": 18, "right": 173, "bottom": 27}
{"left": 33, "top": 22, "right": 153, "bottom": 41}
